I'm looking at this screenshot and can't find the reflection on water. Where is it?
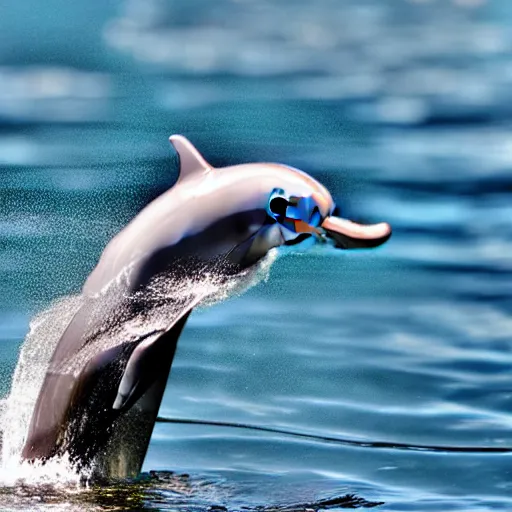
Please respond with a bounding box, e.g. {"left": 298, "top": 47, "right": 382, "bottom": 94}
{"left": 0, "top": 470, "right": 385, "bottom": 511}
{"left": 1, "top": 0, "right": 512, "bottom": 510}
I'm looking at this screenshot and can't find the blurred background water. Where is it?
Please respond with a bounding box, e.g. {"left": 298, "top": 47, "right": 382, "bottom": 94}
{"left": 1, "top": 0, "right": 512, "bottom": 510}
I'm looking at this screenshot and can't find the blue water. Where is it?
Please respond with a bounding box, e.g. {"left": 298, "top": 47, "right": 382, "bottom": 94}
{"left": 1, "top": 0, "right": 512, "bottom": 510}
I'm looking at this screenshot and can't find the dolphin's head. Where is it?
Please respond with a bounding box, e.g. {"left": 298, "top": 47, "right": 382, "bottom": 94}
{"left": 259, "top": 165, "right": 391, "bottom": 250}
{"left": 234, "top": 163, "right": 391, "bottom": 267}
{"left": 168, "top": 135, "right": 391, "bottom": 270}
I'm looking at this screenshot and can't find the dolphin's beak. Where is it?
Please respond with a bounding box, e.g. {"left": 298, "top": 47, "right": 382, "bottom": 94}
{"left": 320, "top": 216, "right": 392, "bottom": 249}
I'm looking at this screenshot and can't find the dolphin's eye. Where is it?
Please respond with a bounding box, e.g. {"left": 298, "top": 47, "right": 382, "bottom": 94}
{"left": 269, "top": 197, "right": 288, "bottom": 217}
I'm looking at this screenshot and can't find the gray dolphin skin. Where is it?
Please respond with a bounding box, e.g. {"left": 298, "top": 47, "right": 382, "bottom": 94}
{"left": 21, "top": 135, "right": 391, "bottom": 480}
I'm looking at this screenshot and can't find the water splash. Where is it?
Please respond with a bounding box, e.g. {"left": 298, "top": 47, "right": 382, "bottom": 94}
{"left": 0, "top": 251, "right": 278, "bottom": 486}
{"left": 199, "top": 248, "right": 278, "bottom": 308}
{"left": 0, "top": 295, "right": 84, "bottom": 485}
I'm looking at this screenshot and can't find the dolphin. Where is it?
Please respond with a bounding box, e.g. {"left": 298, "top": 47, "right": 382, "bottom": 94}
{"left": 21, "top": 135, "right": 391, "bottom": 479}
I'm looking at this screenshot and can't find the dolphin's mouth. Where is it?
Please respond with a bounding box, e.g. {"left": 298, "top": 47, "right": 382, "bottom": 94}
{"left": 280, "top": 212, "right": 392, "bottom": 250}
{"left": 320, "top": 216, "right": 392, "bottom": 249}
{"left": 269, "top": 195, "right": 391, "bottom": 250}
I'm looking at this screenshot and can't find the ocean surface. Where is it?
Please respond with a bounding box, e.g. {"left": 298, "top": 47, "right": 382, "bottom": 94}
{"left": 1, "top": 0, "right": 512, "bottom": 510}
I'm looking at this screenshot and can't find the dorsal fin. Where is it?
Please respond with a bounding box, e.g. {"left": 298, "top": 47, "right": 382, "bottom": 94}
{"left": 169, "top": 135, "right": 212, "bottom": 182}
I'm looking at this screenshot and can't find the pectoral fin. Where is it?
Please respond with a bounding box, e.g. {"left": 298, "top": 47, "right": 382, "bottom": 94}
{"left": 112, "top": 331, "right": 165, "bottom": 410}
{"left": 113, "top": 310, "right": 192, "bottom": 411}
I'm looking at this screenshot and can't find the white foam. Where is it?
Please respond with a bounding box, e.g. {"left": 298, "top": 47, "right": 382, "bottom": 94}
{"left": 0, "top": 252, "right": 278, "bottom": 485}
{"left": 0, "top": 295, "right": 84, "bottom": 485}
